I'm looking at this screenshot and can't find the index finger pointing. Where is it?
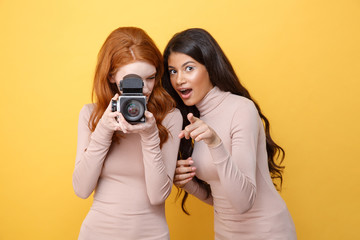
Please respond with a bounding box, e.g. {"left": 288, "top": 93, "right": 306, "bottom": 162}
{"left": 187, "top": 113, "right": 197, "bottom": 124}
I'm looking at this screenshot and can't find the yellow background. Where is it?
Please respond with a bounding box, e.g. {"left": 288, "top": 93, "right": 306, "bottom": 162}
{"left": 1, "top": 0, "right": 359, "bottom": 239}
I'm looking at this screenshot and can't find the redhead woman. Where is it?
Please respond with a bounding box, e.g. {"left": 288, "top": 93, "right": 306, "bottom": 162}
{"left": 72, "top": 27, "right": 182, "bottom": 240}
{"left": 162, "top": 28, "right": 296, "bottom": 240}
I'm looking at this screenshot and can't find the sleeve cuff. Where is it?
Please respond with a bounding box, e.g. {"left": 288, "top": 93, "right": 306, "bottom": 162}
{"left": 208, "top": 142, "right": 231, "bottom": 165}
{"left": 91, "top": 119, "right": 114, "bottom": 145}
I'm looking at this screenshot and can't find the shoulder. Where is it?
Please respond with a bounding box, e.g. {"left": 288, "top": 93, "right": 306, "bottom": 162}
{"left": 162, "top": 108, "right": 183, "bottom": 126}
{"left": 79, "top": 103, "right": 95, "bottom": 121}
{"left": 223, "top": 94, "right": 260, "bottom": 128}
{"left": 226, "top": 94, "right": 257, "bottom": 114}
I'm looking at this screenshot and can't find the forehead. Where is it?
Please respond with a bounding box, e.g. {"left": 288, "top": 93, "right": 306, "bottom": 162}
{"left": 168, "top": 52, "right": 198, "bottom": 66}
{"left": 115, "top": 61, "right": 156, "bottom": 79}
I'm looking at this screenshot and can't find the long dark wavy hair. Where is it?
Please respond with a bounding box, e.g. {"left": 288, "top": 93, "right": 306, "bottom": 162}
{"left": 162, "top": 28, "right": 285, "bottom": 214}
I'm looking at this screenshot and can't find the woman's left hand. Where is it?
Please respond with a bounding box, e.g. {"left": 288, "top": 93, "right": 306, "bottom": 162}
{"left": 179, "top": 113, "right": 221, "bottom": 148}
{"left": 173, "top": 157, "right": 196, "bottom": 188}
{"left": 116, "top": 110, "right": 157, "bottom": 135}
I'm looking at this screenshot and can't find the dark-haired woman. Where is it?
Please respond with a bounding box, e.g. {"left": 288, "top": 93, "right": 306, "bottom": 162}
{"left": 162, "top": 28, "right": 296, "bottom": 239}
{"left": 72, "top": 27, "right": 182, "bottom": 239}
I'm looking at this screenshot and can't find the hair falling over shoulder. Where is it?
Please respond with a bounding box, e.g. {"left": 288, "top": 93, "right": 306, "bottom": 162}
{"left": 89, "top": 27, "right": 175, "bottom": 146}
{"left": 162, "top": 28, "right": 285, "bottom": 214}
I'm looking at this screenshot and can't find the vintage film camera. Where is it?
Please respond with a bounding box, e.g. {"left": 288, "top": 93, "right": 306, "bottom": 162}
{"left": 112, "top": 74, "right": 146, "bottom": 124}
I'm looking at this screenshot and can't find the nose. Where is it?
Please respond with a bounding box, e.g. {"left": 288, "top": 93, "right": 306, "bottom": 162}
{"left": 175, "top": 72, "right": 185, "bottom": 85}
{"left": 143, "top": 84, "right": 148, "bottom": 95}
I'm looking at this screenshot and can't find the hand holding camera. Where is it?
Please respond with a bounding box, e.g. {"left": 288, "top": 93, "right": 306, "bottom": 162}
{"left": 112, "top": 74, "right": 147, "bottom": 124}
{"left": 102, "top": 74, "right": 156, "bottom": 135}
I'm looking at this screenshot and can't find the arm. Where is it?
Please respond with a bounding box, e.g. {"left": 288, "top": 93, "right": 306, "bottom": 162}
{"left": 182, "top": 178, "right": 214, "bottom": 205}
{"left": 209, "top": 102, "right": 258, "bottom": 213}
{"left": 173, "top": 158, "right": 213, "bottom": 205}
{"left": 73, "top": 95, "right": 124, "bottom": 199}
{"left": 180, "top": 102, "right": 259, "bottom": 213}
{"left": 140, "top": 109, "right": 183, "bottom": 205}
{"left": 72, "top": 104, "right": 114, "bottom": 199}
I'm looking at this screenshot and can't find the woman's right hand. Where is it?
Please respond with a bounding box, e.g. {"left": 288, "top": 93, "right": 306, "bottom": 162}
{"left": 100, "top": 94, "right": 126, "bottom": 132}
{"left": 179, "top": 113, "right": 221, "bottom": 148}
{"left": 173, "top": 157, "right": 196, "bottom": 188}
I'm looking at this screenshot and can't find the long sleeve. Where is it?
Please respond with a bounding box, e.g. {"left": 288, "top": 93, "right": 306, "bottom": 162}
{"left": 182, "top": 179, "right": 213, "bottom": 205}
{"left": 140, "top": 109, "right": 183, "bottom": 205}
{"left": 192, "top": 88, "right": 296, "bottom": 238}
{"left": 208, "top": 101, "right": 259, "bottom": 213}
{"left": 72, "top": 104, "right": 113, "bottom": 199}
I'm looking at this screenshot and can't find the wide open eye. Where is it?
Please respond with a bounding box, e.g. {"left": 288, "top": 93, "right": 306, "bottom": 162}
{"left": 169, "top": 69, "right": 177, "bottom": 75}
{"left": 185, "top": 66, "right": 194, "bottom": 71}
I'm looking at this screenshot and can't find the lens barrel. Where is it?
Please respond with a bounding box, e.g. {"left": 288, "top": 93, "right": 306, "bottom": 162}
{"left": 121, "top": 99, "right": 145, "bottom": 122}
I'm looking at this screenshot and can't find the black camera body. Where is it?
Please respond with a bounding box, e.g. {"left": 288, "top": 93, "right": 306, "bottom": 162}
{"left": 112, "top": 74, "right": 146, "bottom": 124}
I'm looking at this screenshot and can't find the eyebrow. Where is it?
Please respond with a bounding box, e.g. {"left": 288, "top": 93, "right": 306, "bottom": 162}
{"left": 146, "top": 72, "right": 156, "bottom": 78}
{"left": 168, "top": 61, "right": 196, "bottom": 69}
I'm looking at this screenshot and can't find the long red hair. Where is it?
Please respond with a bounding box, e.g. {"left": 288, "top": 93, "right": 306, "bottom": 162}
{"left": 89, "top": 27, "right": 175, "bottom": 146}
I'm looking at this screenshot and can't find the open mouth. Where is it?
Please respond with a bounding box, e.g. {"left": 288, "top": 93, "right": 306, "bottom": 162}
{"left": 178, "top": 88, "right": 192, "bottom": 99}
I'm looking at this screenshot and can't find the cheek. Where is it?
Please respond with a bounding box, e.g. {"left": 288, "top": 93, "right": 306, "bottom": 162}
{"left": 196, "top": 72, "right": 211, "bottom": 89}
{"left": 170, "top": 77, "right": 176, "bottom": 88}
{"left": 147, "top": 80, "right": 155, "bottom": 92}
{"left": 113, "top": 79, "right": 120, "bottom": 87}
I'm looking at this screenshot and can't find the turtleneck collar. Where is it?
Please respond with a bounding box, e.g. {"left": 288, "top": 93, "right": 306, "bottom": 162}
{"left": 195, "top": 86, "right": 230, "bottom": 117}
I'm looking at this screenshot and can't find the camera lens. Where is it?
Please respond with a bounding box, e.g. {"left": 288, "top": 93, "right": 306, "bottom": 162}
{"left": 121, "top": 99, "right": 145, "bottom": 122}
{"left": 126, "top": 102, "right": 140, "bottom": 117}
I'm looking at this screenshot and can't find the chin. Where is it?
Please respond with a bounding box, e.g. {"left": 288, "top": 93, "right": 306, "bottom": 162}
{"left": 182, "top": 99, "right": 196, "bottom": 106}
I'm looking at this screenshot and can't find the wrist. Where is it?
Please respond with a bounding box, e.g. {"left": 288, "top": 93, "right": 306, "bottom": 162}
{"left": 98, "top": 117, "right": 114, "bottom": 133}
{"left": 141, "top": 124, "right": 158, "bottom": 135}
{"left": 92, "top": 118, "right": 114, "bottom": 143}
{"left": 140, "top": 125, "right": 159, "bottom": 142}
{"left": 207, "top": 137, "right": 222, "bottom": 148}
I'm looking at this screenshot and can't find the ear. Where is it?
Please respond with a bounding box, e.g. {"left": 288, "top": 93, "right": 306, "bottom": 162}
{"left": 109, "top": 76, "right": 116, "bottom": 83}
